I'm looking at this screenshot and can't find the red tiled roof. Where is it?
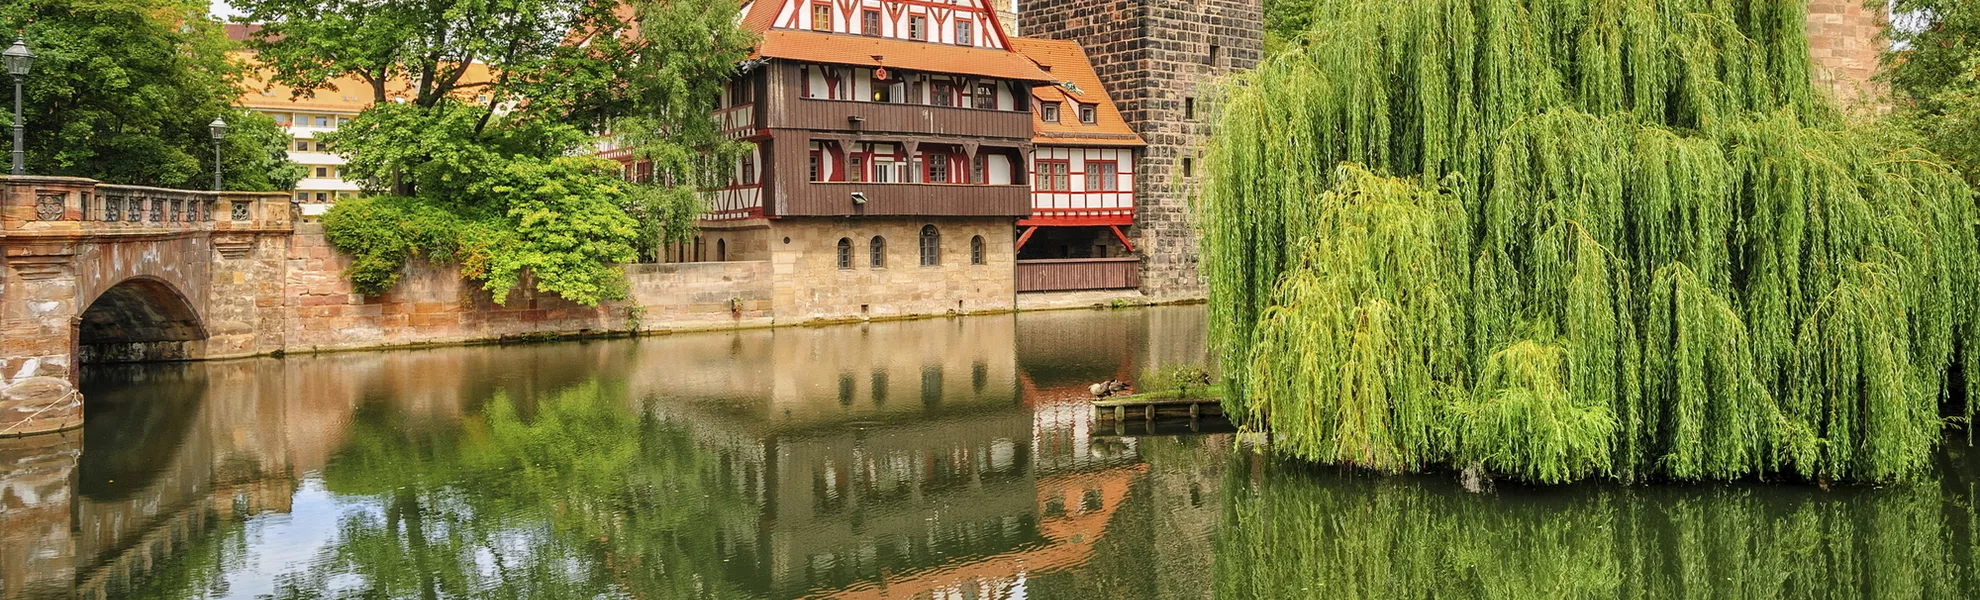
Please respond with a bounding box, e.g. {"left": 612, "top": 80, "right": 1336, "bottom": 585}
{"left": 1008, "top": 38, "right": 1142, "bottom": 146}
{"left": 753, "top": 29, "right": 1054, "bottom": 82}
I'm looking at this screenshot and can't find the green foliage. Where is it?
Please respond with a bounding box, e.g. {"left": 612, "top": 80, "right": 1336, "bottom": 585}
{"left": 1142, "top": 362, "right": 1215, "bottom": 399}
{"left": 1205, "top": 0, "right": 1980, "bottom": 483}
{"left": 240, "top": 0, "right": 754, "bottom": 302}
{"left": 1880, "top": 0, "right": 1980, "bottom": 185}
{"left": 0, "top": 0, "right": 296, "bottom": 189}
{"left": 322, "top": 157, "right": 642, "bottom": 306}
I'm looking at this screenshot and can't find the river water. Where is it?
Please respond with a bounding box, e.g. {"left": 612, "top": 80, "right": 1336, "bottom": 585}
{"left": 6, "top": 305, "right": 1980, "bottom": 599}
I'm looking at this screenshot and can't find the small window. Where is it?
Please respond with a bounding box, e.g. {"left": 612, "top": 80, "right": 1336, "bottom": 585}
{"left": 809, "top": 152, "right": 821, "bottom": 181}
{"left": 315, "top": 192, "right": 328, "bottom": 201}
{"left": 1185, "top": 97, "right": 1196, "bottom": 120}
{"left": 956, "top": 21, "right": 973, "bottom": 46}
{"left": 849, "top": 155, "right": 864, "bottom": 182}
{"left": 837, "top": 238, "right": 854, "bottom": 269}
{"left": 294, "top": 140, "right": 310, "bottom": 151}
{"left": 919, "top": 225, "right": 941, "bottom": 266}
{"left": 716, "top": 239, "right": 727, "bottom": 261}
{"left": 909, "top": 16, "right": 926, "bottom": 40}
{"left": 1086, "top": 161, "right": 1117, "bottom": 191}
{"left": 1036, "top": 160, "right": 1070, "bottom": 191}
{"left": 1182, "top": 156, "right": 1194, "bottom": 177}
{"left": 974, "top": 83, "right": 997, "bottom": 109}
{"left": 271, "top": 113, "right": 290, "bottom": 125}
{"left": 296, "top": 192, "right": 308, "bottom": 201}
{"left": 811, "top": 3, "right": 832, "bottom": 31}
{"left": 741, "top": 152, "right": 756, "bottom": 185}
{"left": 1079, "top": 104, "right": 1096, "bottom": 124}
{"left": 862, "top": 9, "right": 881, "bottom": 35}
{"left": 315, "top": 166, "right": 329, "bottom": 178}
{"left": 972, "top": 155, "right": 986, "bottom": 184}
{"left": 1208, "top": 44, "right": 1221, "bottom": 65}
{"left": 931, "top": 82, "right": 955, "bottom": 107}
{"left": 927, "top": 153, "right": 950, "bottom": 183}
{"left": 315, "top": 116, "right": 330, "bottom": 127}
{"left": 970, "top": 235, "right": 985, "bottom": 265}
{"left": 870, "top": 236, "right": 887, "bottom": 268}
{"left": 1041, "top": 103, "right": 1059, "bottom": 122}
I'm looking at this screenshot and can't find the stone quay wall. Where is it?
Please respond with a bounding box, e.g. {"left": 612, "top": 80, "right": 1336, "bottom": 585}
{"left": 282, "top": 223, "right": 774, "bottom": 353}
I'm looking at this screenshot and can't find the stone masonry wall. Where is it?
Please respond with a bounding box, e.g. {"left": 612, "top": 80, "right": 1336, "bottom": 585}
{"left": 768, "top": 217, "right": 1017, "bottom": 321}
{"left": 1022, "top": 0, "right": 1264, "bottom": 301}
{"left": 283, "top": 224, "right": 773, "bottom": 352}
{"left": 1806, "top": 0, "right": 1887, "bottom": 108}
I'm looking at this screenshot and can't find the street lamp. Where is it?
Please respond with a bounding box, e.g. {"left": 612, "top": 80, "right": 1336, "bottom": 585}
{"left": 209, "top": 117, "right": 228, "bottom": 191}
{"left": 3, "top": 37, "right": 34, "bottom": 176}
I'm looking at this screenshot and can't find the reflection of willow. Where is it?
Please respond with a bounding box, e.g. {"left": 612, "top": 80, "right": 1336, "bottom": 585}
{"left": 268, "top": 381, "right": 755, "bottom": 599}
{"left": 1216, "top": 454, "right": 1980, "bottom": 599}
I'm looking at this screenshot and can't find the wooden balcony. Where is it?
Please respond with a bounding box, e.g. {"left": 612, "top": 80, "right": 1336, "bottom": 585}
{"left": 777, "top": 180, "right": 1031, "bottom": 217}
{"left": 770, "top": 98, "right": 1032, "bottom": 139}
{"left": 1016, "top": 258, "right": 1141, "bottom": 292}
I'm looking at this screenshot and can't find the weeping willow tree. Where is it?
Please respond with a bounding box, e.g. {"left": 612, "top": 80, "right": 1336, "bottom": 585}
{"left": 1205, "top": 0, "right": 1980, "bottom": 483}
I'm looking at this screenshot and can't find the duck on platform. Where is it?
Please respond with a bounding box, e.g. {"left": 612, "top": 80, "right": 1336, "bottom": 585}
{"left": 1089, "top": 379, "right": 1130, "bottom": 398}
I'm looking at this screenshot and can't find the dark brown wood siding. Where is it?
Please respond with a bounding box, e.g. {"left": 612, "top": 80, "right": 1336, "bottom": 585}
{"left": 1015, "top": 258, "right": 1142, "bottom": 292}
{"left": 768, "top": 131, "right": 1030, "bottom": 216}
{"left": 772, "top": 97, "right": 1033, "bottom": 139}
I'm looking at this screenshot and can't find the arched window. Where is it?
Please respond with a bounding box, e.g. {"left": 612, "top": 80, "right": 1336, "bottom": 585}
{"left": 837, "top": 237, "right": 853, "bottom": 269}
{"left": 919, "top": 225, "right": 940, "bottom": 266}
{"left": 716, "top": 239, "right": 727, "bottom": 261}
{"left": 869, "top": 236, "right": 886, "bottom": 268}
{"left": 970, "top": 235, "right": 986, "bottom": 265}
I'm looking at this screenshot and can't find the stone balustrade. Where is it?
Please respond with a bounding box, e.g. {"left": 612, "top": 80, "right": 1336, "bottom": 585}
{"left": 0, "top": 176, "right": 293, "bottom": 239}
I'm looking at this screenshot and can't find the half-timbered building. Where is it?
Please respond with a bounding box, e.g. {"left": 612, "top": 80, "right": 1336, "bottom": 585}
{"left": 605, "top": 0, "right": 1152, "bottom": 319}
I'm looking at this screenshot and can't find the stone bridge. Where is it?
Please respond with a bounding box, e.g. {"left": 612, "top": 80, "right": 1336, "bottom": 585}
{"left": 0, "top": 176, "right": 291, "bottom": 436}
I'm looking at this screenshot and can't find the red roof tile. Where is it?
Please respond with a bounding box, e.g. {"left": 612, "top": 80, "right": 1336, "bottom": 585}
{"left": 1008, "top": 38, "right": 1142, "bottom": 146}
{"left": 753, "top": 29, "right": 1054, "bottom": 82}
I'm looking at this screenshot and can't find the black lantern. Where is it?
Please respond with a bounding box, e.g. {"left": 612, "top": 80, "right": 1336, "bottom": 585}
{"left": 4, "top": 37, "right": 33, "bottom": 176}
{"left": 209, "top": 117, "right": 228, "bottom": 191}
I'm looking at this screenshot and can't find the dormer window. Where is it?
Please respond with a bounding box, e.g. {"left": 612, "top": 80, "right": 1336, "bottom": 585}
{"left": 811, "top": 3, "right": 832, "bottom": 31}
{"left": 1041, "top": 103, "right": 1060, "bottom": 122}
{"left": 1078, "top": 104, "right": 1096, "bottom": 124}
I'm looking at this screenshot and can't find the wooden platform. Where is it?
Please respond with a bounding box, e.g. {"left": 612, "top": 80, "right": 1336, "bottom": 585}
{"left": 1090, "top": 396, "right": 1224, "bottom": 423}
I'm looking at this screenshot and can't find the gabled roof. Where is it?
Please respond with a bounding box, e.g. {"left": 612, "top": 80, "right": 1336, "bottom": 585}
{"left": 752, "top": 30, "right": 1054, "bottom": 82}
{"left": 1008, "top": 38, "right": 1143, "bottom": 147}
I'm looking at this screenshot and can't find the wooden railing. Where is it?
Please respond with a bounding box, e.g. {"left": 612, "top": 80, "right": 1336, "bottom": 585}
{"left": 1015, "top": 257, "right": 1141, "bottom": 292}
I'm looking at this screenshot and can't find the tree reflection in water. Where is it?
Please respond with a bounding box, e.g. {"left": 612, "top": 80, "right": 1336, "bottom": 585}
{"left": 1216, "top": 446, "right": 1980, "bottom": 599}
{"left": 259, "top": 381, "right": 754, "bottom": 599}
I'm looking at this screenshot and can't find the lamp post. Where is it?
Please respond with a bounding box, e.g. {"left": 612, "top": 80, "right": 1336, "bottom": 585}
{"left": 3, "top": 37, "right": 35, "bottom": 176}
{"left": 209, "top": 117, "right": 228, "bottom": 191}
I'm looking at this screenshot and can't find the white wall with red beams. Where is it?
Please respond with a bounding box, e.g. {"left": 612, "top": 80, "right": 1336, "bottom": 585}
{"left": 1023, "top": 146, "right": 1135, "bottom": 226}
{"left": 770, "top": 0, "right": 1012, "bottom": 49}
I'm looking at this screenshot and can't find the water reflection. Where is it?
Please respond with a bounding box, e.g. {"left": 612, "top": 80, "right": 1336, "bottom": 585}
{"left": 7, "top": 304, "right": 1979, "bottom": 598}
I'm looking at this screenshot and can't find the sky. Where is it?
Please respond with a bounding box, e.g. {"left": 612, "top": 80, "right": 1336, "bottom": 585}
{"left": 211, "top": 1, "right": 240, "bottom": 18}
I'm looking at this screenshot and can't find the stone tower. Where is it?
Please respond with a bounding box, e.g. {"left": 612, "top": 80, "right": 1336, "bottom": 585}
{"left": 1019, "top": 0, "right": 1264, "bottom": 301}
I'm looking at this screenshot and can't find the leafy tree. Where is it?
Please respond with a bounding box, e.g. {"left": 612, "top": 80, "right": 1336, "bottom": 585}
{"left": 0, "top": 0, "right": 296, "bottom": 190}
{"left": 1881, "top": 0, "right": 1980, "bottom": 185}
{"left": 237, "top": 0, "right": 756, "bottom": 303}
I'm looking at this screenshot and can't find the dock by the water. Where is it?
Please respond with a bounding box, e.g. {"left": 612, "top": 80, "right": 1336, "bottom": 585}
{"left": 1091, "top": 396, "right": 1223, "bottom": 423}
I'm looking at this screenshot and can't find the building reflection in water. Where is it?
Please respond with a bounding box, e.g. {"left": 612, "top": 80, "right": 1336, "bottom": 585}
{"left": 0, "top": 306, "right": 1226, "bottom": 600}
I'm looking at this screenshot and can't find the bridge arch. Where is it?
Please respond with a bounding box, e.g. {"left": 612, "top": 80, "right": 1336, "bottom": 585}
{"left": 77, "top": 276, "right": 208, "bottom": 363}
